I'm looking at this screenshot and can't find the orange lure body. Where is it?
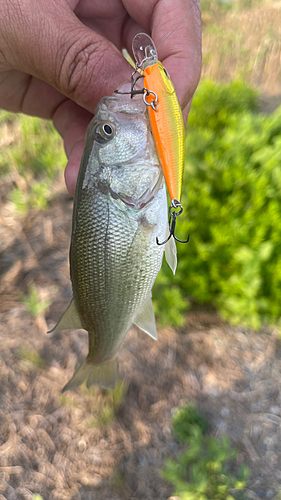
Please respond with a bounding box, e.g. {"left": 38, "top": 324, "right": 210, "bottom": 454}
{"left": 131, "top": 33, "right": 185, "bottom": 204}
{"left": 143, "top": 62, "right": 185, "bottom": 202}
{"left": 121, "top": 33, "right": 190, "bottom": 245}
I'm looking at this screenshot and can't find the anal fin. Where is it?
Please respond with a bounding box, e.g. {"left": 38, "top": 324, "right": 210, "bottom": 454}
{"left": 134, "top": 295, "right": 157, "bottom": 340}
{"left": 48, "top": 298, "right": 84, "bottom": 333}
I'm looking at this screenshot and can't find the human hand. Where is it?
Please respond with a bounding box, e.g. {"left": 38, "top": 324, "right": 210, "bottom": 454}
{"left": 0, "top": 0, "right": 201, "bottom": 196}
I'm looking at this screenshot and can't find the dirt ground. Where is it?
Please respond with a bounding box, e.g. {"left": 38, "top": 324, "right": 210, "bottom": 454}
{"left": 1, "top": 188, "right": 281, "bottom": 500}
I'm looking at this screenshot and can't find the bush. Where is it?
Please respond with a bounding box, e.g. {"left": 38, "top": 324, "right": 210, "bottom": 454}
{"left": 173, "top": 404, "right": 209, "bottom": 442}
{"left": 154, "top": 79, "right": 281, "bottom": 329}
{"left": 163, "top": 403, "right": 249, "bottom": 500}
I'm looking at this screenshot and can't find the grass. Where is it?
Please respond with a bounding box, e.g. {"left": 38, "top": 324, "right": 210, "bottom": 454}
{"left": 85, "top": 405, "right": 114, "bottom": 428}
{"left": 9, "top": 182, "right": 51, "bottom": 213}
{"left": 84, "top": 380, "right": 126, "bottom": 427}
{"left": 202, "top": 0, "right": 281, "bottom": 94}
{"left": 19, "top": 347, "right": 45, "bottom": 369}
{"left": 163, "top": 403, "right": 250, "bottom": 500}
{"left": 201, "top": 0, "right": 267, "bottom": 14}
{"left": 111, "top": 470, "right": 130, "bottom": 496}
{"left": 61, "top": 380, "right": 127, "bottom": 428}
{"left": 0, "top": 111, "right": 66, "bottom": 213}
{"left": 20, "top": 283, "right": 50, "bottom": 318}
{"left": 59, "top": 393, "right": 80, "bottom": 408}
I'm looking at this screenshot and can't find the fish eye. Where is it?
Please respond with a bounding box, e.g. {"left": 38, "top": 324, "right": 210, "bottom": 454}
{"left": 103, "top": 124, "right": 113, "bottom": 136}
{"left": 94, "top": 122, "right": 115, "bottom": 144}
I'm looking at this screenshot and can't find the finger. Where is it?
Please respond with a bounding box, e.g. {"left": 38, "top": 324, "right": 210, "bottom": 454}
{"left": 0, "top": 70, "right": 69, "bottom": 118}
{"left": 52, "top": 99, "right": 93, "bottom": 196}
{"left": 122, "top": 0, "right": 202, "bottom": 110}
{"left": 183, "top": 100, "right": 193, "bottom": 125}
{"left": 65, "top": 143, "right": 85, "bottom": 196}
{"left": 73, "top": 2, "right": 127, "bottom": 48}
{"left": 154, "top": 0, "right": 202, "bottom": 110}
{"left": 0, "top": 0, "right": 131, "bottom": 114}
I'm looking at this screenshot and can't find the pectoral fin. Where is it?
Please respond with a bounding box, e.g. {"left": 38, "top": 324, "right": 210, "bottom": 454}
{"left": 48, "top": 298, "right": 83, "bottom": 333}
{"left": 62, "top": 357, "right": 119, "bottom": 392}
{"left": 134, "top": 295, "right": 157, "bottom": 340}
{"left": 165, "top": 234, "right": 177, "bottom": 275}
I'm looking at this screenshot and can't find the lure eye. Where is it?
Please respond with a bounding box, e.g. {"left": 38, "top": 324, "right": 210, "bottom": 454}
{"left": 94, "top": 122, "right": 115, "bottom": 144}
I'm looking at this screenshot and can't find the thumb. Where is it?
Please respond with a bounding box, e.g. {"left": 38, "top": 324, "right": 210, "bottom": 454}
{"left": 1, "top": 0, "right": 130, "bottom": 113}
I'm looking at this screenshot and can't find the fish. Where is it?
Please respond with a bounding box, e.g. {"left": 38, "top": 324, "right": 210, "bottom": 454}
{"left": 49, "top": 87, "right": 177, "bottom": 392}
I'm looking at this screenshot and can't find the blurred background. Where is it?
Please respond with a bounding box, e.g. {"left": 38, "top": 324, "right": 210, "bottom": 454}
{"left": 0, "top": 1, "right": 281, "bottom": 499}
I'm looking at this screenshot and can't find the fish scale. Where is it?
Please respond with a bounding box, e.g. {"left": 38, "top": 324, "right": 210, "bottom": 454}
{"left": 71, "top": 189, "right": 162, "bottom": 361}
{"left": 50, "top": 92, "right": 175, "bottom": 392}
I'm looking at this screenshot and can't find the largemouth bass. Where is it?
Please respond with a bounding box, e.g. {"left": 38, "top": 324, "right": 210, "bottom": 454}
{"left": 50, "top": 88, "right": 177, "bottom": 392}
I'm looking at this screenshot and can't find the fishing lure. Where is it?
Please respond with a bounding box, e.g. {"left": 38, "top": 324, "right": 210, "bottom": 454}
{"left": 119, "top": 33, "right": 188, "bottom": 246}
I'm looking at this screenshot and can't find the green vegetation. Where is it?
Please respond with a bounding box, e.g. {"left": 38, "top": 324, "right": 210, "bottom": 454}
{"left": 111, "top": 470, "right": 130, "bottom": 496}
{"left": 173, "top": 404, "right": 209, "bottom": 442}
{"left": 19, "top": 347, "right": 45, "bottom": 369}
{"left": 59, "top": 393, "right": 80, "bottom": 408}
{"left": 85, "top": 381, "right": 126, "bottom": 427}
{"left": 153, "top": 283, "right": 188, "bottom": 328}
{"left": 0, "top": 111, "right": 65, "bottom": 212}
{"left": 86, "top": 404, "right": 114, "bottom": 428}
{"left": 163, "top": 403, "right": 249, "bottom": 500}
{"left": 9, "top": 181, "right": 51, "bottom": 213}
{"left": 61, "top": 380, "right": 126, "bottom": 428}
{"left": 154, "top": 79, "right": 281, "bottom": 329}
{"left": 111, "top": 379, "right": 127, "bottom": 409}
{"left": 21, "top": 283, "right": 50, "bottom": 318}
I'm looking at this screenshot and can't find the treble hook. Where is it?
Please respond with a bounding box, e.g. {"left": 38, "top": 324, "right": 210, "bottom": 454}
{"left": 156, "top": 200, "right": 189, "bottom": 246}
{"left": 114, "top": 71, "right": 145, "bottom": 99}
{"left": 131, "top": 68, "right": 144, "bottom": 94}
{"left": 114, "top": 59, "right": 158, "bottom": 111}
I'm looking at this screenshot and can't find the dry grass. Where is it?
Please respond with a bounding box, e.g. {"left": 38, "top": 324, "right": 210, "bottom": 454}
{"left": 202, "top": 1, "right": 281, "bottom": 95}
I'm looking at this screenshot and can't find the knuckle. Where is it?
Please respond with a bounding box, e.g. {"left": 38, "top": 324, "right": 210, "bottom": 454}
{"left": 0, "top": 44, "right": 12, "bottom": 71}
{"left": 57, "top": 36, "right": 107, "bottom": 100}
{"left": 0, "top": 49, "right": 7, "bottom": 68}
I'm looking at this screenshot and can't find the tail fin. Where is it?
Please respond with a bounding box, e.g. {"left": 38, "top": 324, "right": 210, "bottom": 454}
{"left": 62, "top": 357, "right": 119, "bottom": 393}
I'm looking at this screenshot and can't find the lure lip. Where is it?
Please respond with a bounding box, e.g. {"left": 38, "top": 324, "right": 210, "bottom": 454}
{"left": 132, "top": 33, "right": 157, "bottom": 70}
